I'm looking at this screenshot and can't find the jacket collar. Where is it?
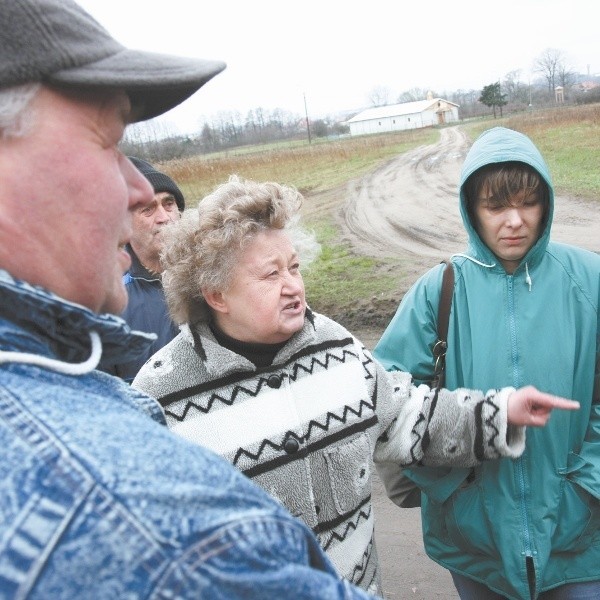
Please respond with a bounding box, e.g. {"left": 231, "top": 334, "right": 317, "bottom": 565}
{"left": 0, "top": 270, "right": 154, "bottom": 366}
{"left": 127, "top": 245, "right": 161, "bottom": 282}
{"left": 185, "top": 308, "right": 318, "bottom": 377}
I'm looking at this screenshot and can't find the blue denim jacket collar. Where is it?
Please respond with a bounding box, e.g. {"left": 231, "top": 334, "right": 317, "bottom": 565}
{"left": 0, "top": 269, "right": 154, "bottom": 369}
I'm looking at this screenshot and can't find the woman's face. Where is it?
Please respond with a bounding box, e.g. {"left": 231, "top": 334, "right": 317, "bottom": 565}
{"left": 212, "top": 229, "right": 306, "bottom": 344}
{"left": 473, "top": 187, "right": 544, "bottom": 274}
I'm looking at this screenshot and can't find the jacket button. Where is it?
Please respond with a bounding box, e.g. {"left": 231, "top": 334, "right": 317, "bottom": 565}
{"left": 283, "top": 437, "right": 300, "bottom": 454}
{"left": 267, "top": 374, "right": 282, "bottom": 389}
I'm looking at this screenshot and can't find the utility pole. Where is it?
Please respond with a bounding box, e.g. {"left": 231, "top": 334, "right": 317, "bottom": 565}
{"left": 303, "top": 93, "right": 312, "bottom": 144}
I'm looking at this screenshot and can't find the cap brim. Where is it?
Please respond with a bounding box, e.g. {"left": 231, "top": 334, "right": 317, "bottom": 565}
{"left": 48, "top": 49, "right": 226, "bottom": 122}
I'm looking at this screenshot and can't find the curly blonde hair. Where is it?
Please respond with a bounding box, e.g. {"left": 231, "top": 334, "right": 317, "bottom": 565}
{"left": 160, "top": 175, "right": 320, "bottom": 325}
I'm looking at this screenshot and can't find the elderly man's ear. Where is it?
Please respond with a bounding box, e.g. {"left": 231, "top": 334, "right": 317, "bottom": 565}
{"left": 202, "top": 289, "right": 229, "bottom": 314}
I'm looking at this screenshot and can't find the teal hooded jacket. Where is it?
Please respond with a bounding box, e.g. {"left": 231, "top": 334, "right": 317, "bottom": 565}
{"left": 374, "top": 127, "right": 600, "bottom": 599}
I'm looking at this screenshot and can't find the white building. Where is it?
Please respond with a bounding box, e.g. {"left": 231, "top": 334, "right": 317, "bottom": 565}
{"left": 345, "top": 93, "right": 460, "bottom": 136}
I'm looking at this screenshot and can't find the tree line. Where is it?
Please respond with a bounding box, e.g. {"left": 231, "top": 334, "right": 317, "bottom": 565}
{"left": 122, "top": 48, "right": 599, "bottom": 162}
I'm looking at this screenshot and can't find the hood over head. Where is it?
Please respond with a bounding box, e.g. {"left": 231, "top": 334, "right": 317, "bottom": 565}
{"left": 458, "top": 126, "right": 554, "bottom": 270}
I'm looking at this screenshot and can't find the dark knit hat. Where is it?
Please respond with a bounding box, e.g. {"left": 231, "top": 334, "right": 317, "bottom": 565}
{"left": 0, "top": 0, "right": 225, "bottom": 122}
{"left": 129, "top": 157, "right": 185, "bottom": 212}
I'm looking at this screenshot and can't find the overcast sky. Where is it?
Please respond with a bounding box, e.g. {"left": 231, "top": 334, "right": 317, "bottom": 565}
{"left": 78, "top": 0, "right": 598, "bottom": 135}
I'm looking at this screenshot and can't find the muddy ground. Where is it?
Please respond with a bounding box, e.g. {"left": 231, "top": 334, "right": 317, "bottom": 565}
{"left": 304, "top": 125, "right": 600, "bottom": 599}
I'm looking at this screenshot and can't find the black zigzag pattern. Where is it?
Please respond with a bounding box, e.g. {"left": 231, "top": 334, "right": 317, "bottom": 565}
{"left": 164, "top": 346, "right": 365, "bottom": 421}
{"left": 350, "top": 538, "right": 377, "bottom": 590}
{"left": 285, "top": 337, "right": 354, "bottom": 365}
{"left": 286, "top": 348, "right": 362, "bottom": 383}
{"left": 404, "top": 412, "right": 426, "bottom": 467}
{"left": 387, "top": 403, "right": 429, "bottom": 468}
{"left": 403, "top": 391, "right": 503, "bottom": 466}
{"left": 238, "top": 414, "right": 378, "bottom": 475}
{"left": 159, "top": 337, "right": 356, "bottom": 407}
{"left": 319, "top": 497, "right": 372, "bottom": 550}
{"left": 403, "top": 386, "right": 442, "bottom": 467}
{"left": 420, "top": 385, "right": 440, "bottom": 455}
{"left": 283, "top": 336, "right": 374, "bottom": 386}
{"left": 481, "top": 395, "right": 501, "bottom": 458}
{"left": 361, "top": 350, "right": 375, "bottom": 382}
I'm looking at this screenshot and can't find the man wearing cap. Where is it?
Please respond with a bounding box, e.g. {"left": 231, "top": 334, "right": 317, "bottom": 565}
{"left": 102, "top": 158, "right": 183, "bottom": 382}
{"left": 0, "top": 1, "right": 374, "bottom": 598}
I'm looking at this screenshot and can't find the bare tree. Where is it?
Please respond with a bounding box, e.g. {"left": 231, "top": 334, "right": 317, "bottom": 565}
{"left": 503, "top": 70, "right": 529, "bottom": 104}
{"left": 557, "top": 62, "right": 577, "bottom": 89}
{"left": 396, "top": 87, "right": 433, "bottom": 103}
{"left": 368, "top": 85, "right": 393, "bottom": 107}
{"left": 213, "top": 110, "right": 244, "bottom": 147}
{"left": 123, "top": 119, "right": 178, "bottom": 147}
{"left": 200, "top": 123, "right": 219, "bottom": 152}
{"left": 120, "top": 119, "right": 184, "bottom": 159}
{"left": 534, "top": 48, "right": 566, "bottom": 93}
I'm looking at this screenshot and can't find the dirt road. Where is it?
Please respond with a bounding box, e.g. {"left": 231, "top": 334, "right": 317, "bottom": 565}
{"left": 315, "top": 125, "right": 600, "bottom": 599}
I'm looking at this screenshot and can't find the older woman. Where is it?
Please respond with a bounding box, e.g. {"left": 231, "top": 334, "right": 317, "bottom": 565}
{"left": 133, "top": 176, "right": 576, "bottom": 596}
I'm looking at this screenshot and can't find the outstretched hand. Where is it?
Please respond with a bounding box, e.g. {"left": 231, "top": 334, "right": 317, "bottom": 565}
{"left": 508, "top": 386, "right": 580, "bottom": 427}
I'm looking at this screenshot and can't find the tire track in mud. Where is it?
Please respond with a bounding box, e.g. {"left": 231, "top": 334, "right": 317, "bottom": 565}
{"left": 340, "top": 127, "right": 470, "bottom": 261}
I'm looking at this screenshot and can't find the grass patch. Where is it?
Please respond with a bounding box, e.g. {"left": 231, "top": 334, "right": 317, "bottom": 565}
{"left": 302, "top": 222, "right": 399, "bottom": 314}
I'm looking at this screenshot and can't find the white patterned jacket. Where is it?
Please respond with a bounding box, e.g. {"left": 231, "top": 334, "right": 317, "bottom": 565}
{"left": 133, "top": 310, "right": 525, "bottom": 596}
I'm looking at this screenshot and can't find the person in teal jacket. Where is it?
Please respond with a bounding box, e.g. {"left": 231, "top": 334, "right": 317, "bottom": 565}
{"left": 374, "top": 126, "right": 600, "bottom": 600}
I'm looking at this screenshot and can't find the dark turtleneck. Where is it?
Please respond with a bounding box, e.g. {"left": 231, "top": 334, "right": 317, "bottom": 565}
{"left": 209, "top": 322, "right": 288, "bottom": 368}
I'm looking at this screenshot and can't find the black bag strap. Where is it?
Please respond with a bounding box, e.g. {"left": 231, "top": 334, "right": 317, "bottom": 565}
{"left": 437, "top": 260, "right": 454, "bottom": 341}
{"left": 431, "top": 259, "right": 454, "bottom": 389}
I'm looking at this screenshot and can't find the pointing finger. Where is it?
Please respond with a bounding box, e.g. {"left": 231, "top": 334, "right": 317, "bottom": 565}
{"left": 534, "top": 395, "right": 579, "bottom": 412}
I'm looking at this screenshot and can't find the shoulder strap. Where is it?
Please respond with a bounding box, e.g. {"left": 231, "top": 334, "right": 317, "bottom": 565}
{"left": 431, "top": 260, "right": 454, "bottom": 389}
{"left": 437, "top": 259, "right": 454, "bottom": 342}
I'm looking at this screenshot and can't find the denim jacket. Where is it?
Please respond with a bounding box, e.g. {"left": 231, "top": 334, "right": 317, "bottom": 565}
{"left": 0, "top": 270, "right": 375, "bottom": 599}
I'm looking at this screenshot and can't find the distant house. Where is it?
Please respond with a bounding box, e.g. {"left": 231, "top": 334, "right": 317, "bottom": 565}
{"left": 345, "top": 93, "right": 460, "bottom": 136}
{"left": 573, "top": 80, "right": 600, "bottom": 93}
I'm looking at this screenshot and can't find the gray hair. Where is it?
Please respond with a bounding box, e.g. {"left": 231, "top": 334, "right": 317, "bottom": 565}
{"left": 0, "top": 84, "right": 40, "bottom": 139}
{"left": 161, "top": 175, "right": 320, "bottom": 325}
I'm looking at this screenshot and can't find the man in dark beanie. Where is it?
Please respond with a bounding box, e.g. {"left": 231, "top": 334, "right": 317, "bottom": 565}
{"left": 129, "top": 157, "right": 185, "bottom": 214}
{"left": 102, "top": 157, "right": 184, "bottom": 382}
